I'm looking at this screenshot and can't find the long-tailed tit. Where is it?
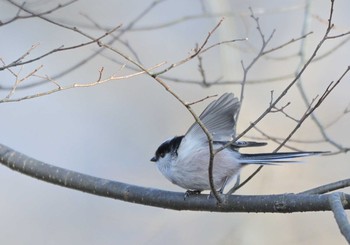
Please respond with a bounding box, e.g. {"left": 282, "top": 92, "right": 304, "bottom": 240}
{"left": 151, "top": 93, "right": 324, "bottom": 194}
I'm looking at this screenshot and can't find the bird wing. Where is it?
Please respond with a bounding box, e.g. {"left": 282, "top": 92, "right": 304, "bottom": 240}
{"left": 184, "top": 93, "right": 240, "bottom": 144}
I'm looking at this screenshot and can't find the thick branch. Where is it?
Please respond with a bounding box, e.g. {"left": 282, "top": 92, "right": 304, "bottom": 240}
{"left": 0, "top": 143, "right": 349, "bottom": 212}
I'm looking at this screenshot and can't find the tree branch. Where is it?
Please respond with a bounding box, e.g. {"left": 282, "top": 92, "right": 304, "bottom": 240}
{"left": 0, "top": 143, "right": 349, "bottom": 212}
{"left": 329, "top": 192, "right": 350, "bottom": 243}
{"left": 0, "top": 63, "right": 164, "bottom": 103}
{"left": 0, "top": 25, "right": 121, "bottom": 71}
{"left": 300, "top": 179, "right": 350, "bottom": 195}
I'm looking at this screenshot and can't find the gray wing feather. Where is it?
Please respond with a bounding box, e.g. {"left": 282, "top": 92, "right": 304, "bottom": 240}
{"left": 185, "top": 93, "right": 240, "bottom": 142}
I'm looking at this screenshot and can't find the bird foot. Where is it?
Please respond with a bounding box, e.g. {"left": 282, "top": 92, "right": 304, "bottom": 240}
{"left": 184, "top": 190, "right": 201, "bottom": 200}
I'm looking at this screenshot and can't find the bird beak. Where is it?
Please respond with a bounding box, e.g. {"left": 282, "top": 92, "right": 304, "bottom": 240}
{"left": 150, "top": 156, "right": 157, "bottom": 162}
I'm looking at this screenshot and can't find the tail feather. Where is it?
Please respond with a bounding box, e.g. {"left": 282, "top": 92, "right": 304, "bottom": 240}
{"left": 238, "top": 151, "right": 326, "bottom": 165}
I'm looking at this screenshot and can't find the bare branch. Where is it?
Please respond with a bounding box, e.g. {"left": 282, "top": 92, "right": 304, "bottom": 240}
{"left": 187, "top": 94, "right": 218, "bottom": 106}
{"left": 1, "top": 0, "right": 78, "bottom": 26}
{"left": 227, "top": 166, "right": 263, "bottom": 195}
{"left": 159, "top": 73, "right": 295, "bottom": 86}
{"left": 0, "top": 63, "right": 164, "bottom": 103}
{"left": 0, "top": 143, "right": 349, "bottom": 212}
{"left": 235, "top": 7, "right": 276, "bottom": 123}
{"left": 153, "top": 18, "right": 226, "bottom": 76}
{"left": 313, "top": 36, "right": 350, "bottom": 62}
{"left": 196, "top": 46, "right": 208, "bottom": 86}
{"left": 231, "top": 66, "right": 350, "bottom": 193}
{"left": 3, "top": 0, "right": 160, "bottom": 85}
{"left": 262, "top": 31, "right": 313, "bottom": 55}
{"left": 4, "top": 65, "right": 44, "bottom": 100}
{"left": 327, "top": 30, "right": 350, "bottom": 39}
{"left": 0, "top": 25, "right": 122, "bottom": 71}
{"left": 329, "top": 192, "right": 350, "bottom": 243}
{"left": 278, "top": 67, "right": 350, "bottom": 150}
{"left": 227, "top": 0, "right": 338, "bottom": 148}
{"left": 251, "top": 126, "right": 303, "bottom": 151}
{"left": 225, "top": 1, "right": 346, "bottom": 193}
{"left": 300, "top": 179, "right": 350, "bottom": 195}
{"left": 269, "top": 92, "right": 298, "bottom": 122}
{"left": 294, "top": 0, "right": 347, "bottom": 153}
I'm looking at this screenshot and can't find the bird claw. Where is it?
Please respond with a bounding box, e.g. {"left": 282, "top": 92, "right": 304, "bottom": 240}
{"left": 184, "top": 190, "right": 201, "bottom": 200}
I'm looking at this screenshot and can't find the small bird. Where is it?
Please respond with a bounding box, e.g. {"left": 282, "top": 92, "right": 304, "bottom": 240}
{"left": 151, "top": 93, "right": 323, "bottom": 194}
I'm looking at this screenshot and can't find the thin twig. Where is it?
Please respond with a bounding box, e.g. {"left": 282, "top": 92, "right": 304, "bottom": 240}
{"left": 1, "top": 0, "right": 78, "bottom": 26}
{"left": 0, "top": 25, "right": 122, "bottom": 71}
{"left": 80, "top": 13, "right": 144, "bottom": 65}
{"left": 227, "top": 166, "right": 263, "bottom": 195}
{"left": 220, "top": 0, "right": 337, "bottom": 153}
{"left": 252, "top": 125, "right": 303, "bottom": 151}
{"left": 232, "top": 66, "right": 349, "bottom": 193}
{"left": 4, "top": 0, "right": 161, "bottom": 84}
{"left": 278, "top": 67, "right": 350, "bottom": 151}
{"left": 226, "top": 0, "right": 341, "bottom": 192}
{"left": 262, "top": 31, "right": 313, "bottom": 55}
{"left": 196, "top": 47, "right": 208, "bottom": 86}
{"left": 269, "top": 93, "right": 298, "bottom": 122}
{"left": 295, "top": 0, "right": 346, "bottom": 152}
{"left": 235, "top": 7, "right": 276, "bottom": 124}
{"left": 327, "top": 30, "right": 350, "bottom": 39}
{"left": 5, "top": 65, "right": 44, "bottom": 100}
{"left": 152, "top": 18, "right": 226, "bottom": 76}
{"left": 0, "top": 63, "right": 164, "bottom": 103}
{"left": 300, "top": 178, "right": 350, "bottom": 195}
{"left": 187, "top": 94, "right": 218, "bottom": 106}
{"left": 313, "top": 36, "right": 350, "bottom": 62}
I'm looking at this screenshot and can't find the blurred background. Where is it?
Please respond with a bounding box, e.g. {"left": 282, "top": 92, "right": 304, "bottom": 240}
{"left": 0, "top": 0, "right": 349, "bottom": 244}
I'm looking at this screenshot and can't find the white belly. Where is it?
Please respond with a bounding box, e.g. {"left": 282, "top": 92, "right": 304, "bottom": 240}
{"left": 157, "top": 147, "right": 241, "bottom": 191}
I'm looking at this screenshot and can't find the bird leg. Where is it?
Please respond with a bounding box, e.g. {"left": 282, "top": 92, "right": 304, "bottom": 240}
{"left": 184, "top": 190, "right": 201, "bottom": 200}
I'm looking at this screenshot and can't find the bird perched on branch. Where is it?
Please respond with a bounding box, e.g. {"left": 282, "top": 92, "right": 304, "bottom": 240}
{"left": 151, "top": 93, "right": 324, "bottom": 195}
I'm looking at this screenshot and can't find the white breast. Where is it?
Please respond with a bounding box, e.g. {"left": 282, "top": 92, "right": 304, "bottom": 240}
{"left": 156, "top": 141, "right": 241, "bottom": 191}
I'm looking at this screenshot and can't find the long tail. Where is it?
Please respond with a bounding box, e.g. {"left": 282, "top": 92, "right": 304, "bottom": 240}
{"left": 238, "top": 151, "right": 326, "bottom": 165}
